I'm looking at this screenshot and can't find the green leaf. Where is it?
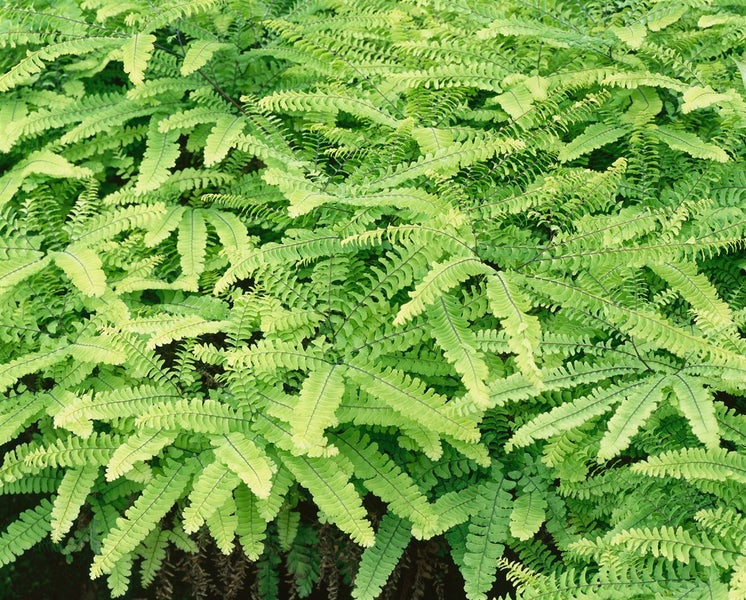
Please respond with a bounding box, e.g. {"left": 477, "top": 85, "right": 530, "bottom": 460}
{"left": 352, "top": 513, "right": 411, "bottom": 600}
{"left": 183, "top": 456, "right": 241, "bottom": 534}
{"left": 428, "top": 295, "right": 491, "bottom": 408}
{"left": 91, "top": 457, "right": 198, "bottom": 578}
{"left": 177, "top": 208, "right": 208, "bottom": 286}
{"left": 234, "top": 485, "right": 267, "bottom": 560}
{"left": 289, "top": 364, "right": 345, "bottom": 456}
{"left": 135, "top": 121, "right": 181, "bottom": 194}
{"left": 485, "top": 272, "right": 541, "bottom": 383}
{"left": 654, "top": 126, "right": 729, "bottom": 162}
{"left": 597, "top": 375, "right": 667, "bottom": 461}
{"left": 281, "top": 452, "right": 375, "bottom": 547}
{"left": 204, "top": 116, "right": 245, "bottom": 166}
{"left": 559, "top": 123, "right": 627, "bottom": 162}
{"left": 0, "top": 499, "right": 53, "bottom": 567}
{"left": 462, "top": 463, "right": 514, "bottom": 600}
{"left": 0, "top": 150, "right": 93, "bottom": 207}
{"left": 105, "top": 429, "right": 178, "bottom": 481}
{"left": 121, "top": 34, "right": 156, "bottom": 86}
{"left": 213, "top": 432, "right": 276, "bottom": 500}
{"left": 180, "top": 40, "right": 231, "bottom": 76}
{"left": 51, "top": 465, "right": 99, "bottom": 542}
{"left": 52, "top": 245, "right": 107, "bottom": 297}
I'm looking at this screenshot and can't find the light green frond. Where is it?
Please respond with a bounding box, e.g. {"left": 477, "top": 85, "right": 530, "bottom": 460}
{"left": 345, "top": 358, "right": 480, "bottom": 442}
{"left": 183, "top": 456, "right": 241, "bottom": 534}
{"left": 72, "top": 202, "right": 167, "bottom": 247}
{"left": 120, "top": 34, "right": 156, "bottom": 87}
{"left": 654, "top": 126, "right": 729, "bottom": 163}
{"left": 669, "top": 374, "right": 719, "bottom": 450}
{"left": 138, "top": 528, "right": 168, "bottom": 589}
{"left": 90, "top": 457, "right": 199, "bottom": 578}
{"left": 212, "top": 432, "right": 276, "bottom": 500}
{"left": 206, "top": 496, "right": 237, "bottom": 555}
{"left": 0, "top": 149, "right": 93, "bottom": 207}
{"left": 0, "top": 499, "right": 53, "bottom": 567}
{"left": 462, "top": 462, "right": 514, "bottom": 600}
{"left": 630, "top": 447, "right": 746, "bottom": 485}
{"left": 509, "top": 475, "right": 547, "bottom": 542}
{"left": 176, "top": 208, "right": 208, "bottom": 286}
{"left": 651, "top": 262, "right": 734, "bottom": 331}
{"left": 180, "top": 40, "right": 231, "bottom": 76}
{"left": 143, "top": 205, "right": 186, "bottom": 247}
{"left": 394, "top": 257, "right": 488, "bottom": 326}
{"left": 422, "top": 486, "right": 481, "bottom": 538}
{"left": 259, "top": 90, "right": 400, "bottom": 129}
{"left": 558, "top": 124, "right": 627, "bottom": 163}
{"left": 106, "top": 555, "right": 133, "bottom": 598}
{"left": 234, "top": 484, "right": 267, "bottom": 560}
{"left": 610, "top": 525, "right": 740, "bottom": 569}
{"left": 203, "top": 208, "right": 250, "bottom": 259}
{"left": 123, "top": 313, "right": 228, "bottom": 350}
{"left": 332, "top": 430, "right": 437, "bottom": 538}
{"left": 52, "top": 245, "right": 107, "bottom": 297}
{"left": 352, "top": 513, "right": 411, "bottom": 600}
{"left": 0, "top": 345, "right": 69, "bottom": 394}
{"left": 506, "top": 377, "right": 649, "bottom": 451}
{"left": 428, "top": 294, "right": 491, "bottom": 408}
{"left": 204, "top": 115, "right": 245, "bottom": 167}
{"left": 133, "top": 398, "right": 249, "bottom": 434}
{"left": 105, "top": 429, "right": 177, "bottom": 482}
{"left": 134, "top": 122, "right": 181, "bottom": 194}
{"left": 485, "top": 272, "right": 542, "bottom": 383}
{"left": 289, "top": 363, "right": 345, "bottom": 457}
{"left": 280, "top": 451, "right": 375, "bottom": 547}
{"left": 0, "top": 253, "right": 50, "bottom": 290}
{"left": 0, "top": 38, "right": 120, "bottom": 93}
{"left": 50, "top": 465, "right": 99, "bottom": 543}
{"left": 597, "top": 374, "right": 667, "bottom": 461}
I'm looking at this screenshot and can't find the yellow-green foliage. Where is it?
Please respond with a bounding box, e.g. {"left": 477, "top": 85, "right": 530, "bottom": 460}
{"left": 0, "top": 1, "right": 744, "bottom": 598}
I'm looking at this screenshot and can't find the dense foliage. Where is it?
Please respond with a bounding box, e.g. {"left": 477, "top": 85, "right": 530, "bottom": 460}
{"left": 0, "top": 0, "right": 745, "bottom": 598}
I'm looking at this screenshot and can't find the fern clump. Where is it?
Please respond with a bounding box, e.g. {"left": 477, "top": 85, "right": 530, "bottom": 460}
{"left": 0, "top": 0, "right": 744, "bottom": 598}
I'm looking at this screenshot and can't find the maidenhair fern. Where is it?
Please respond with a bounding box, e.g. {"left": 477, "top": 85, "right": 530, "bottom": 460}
{"left": 0, "top": 0, "right": 744, "bottom": 598}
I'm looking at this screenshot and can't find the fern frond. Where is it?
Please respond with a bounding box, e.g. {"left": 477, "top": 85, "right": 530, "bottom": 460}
{"left": 669, "top": 374, "right": 719, "bottom": 450}
{"left": 394, "top": 257, "right": 488, "bottom": 326}
{"left": 428, "top": 294, "right": 491, "bottom": 408}
{"left": 352, "top": 513, "right": 411, "bottom": 600}
{"left": 289, "top": 363, "right": 345, "bottom": 457}
{"left": 630, "top": 447, "right": 746, "bottom": 485}
{"left": 213, "top": 432, "right": 276, "bottom": 500}
{"left": 183, "top": 455, "right": 241, "bottom": 534}
{"left": 120, "top": 34, "right": 156, "bottom": 86}
{"left": 50, "top": 464, "right": 99, "bottom": 543}
{"left": 610, "top": 525, "right": 740, "bottom": 569}
{"left": 345, "top": 358, "right": 480, "bottom": 443}
{"left": 90, "top": 457, "right": 199, "bottom": 578}
{"left": 134, "top": 121, "right": 181, "bottom": 194}
{"left": 204, "top": 115, "right": 245, "bottom": 167}
{"left": 462, "top": 462, "right": 514, "bottom": 600}
{"left": 597, "top": 374, "right": 667, "bottom": 461}
{"left": 333, "top": 430, "right": 437, "bottom": 538}
{"left": 485, "top": 272, "right": 542, "bottom": 383}
{"left": 180, "top": 39, "right": 231, "bottom": 76}
{"left": 52, "top": 245, "right": 107, "bottom": 297}
{"left": 234, "top": 484, "right": 267, "bottom": 560}
{"left": 280, "top": 452, "right": 375, "bottom": 547}
{"left": 654, "top": 126, "right": 729, "bottom": 163}
{"left": 206, "top": 496, "right": 237, "bottom": 554}
{"left": 0, "top": 499, "right": 53, "bottom": 567}
{"left": 105, "top": 429, "right": 178, "bottom": 482}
